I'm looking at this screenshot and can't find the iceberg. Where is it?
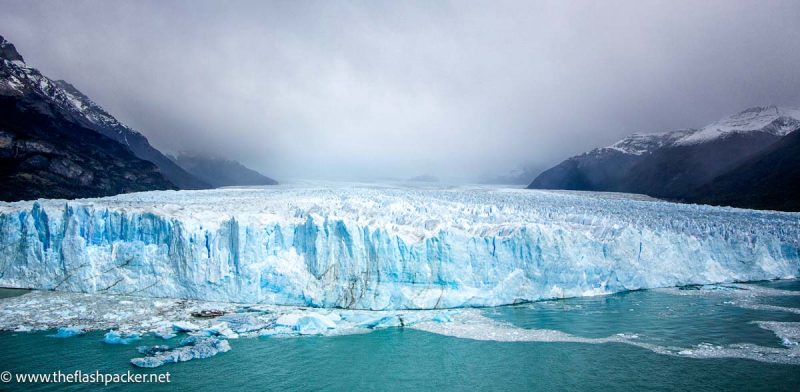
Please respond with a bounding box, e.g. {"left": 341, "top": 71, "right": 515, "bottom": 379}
{"left": 46, "top": 326, "right": 84, "bottom": 338}
{"left": 205, "top": 322, "right": 239, "bottom": 339}
{"left": 103, "top": 330, "right": 141, "bottom": 345}
{"left": 130, "top": 336, "right": 231, "bottom": 368}
{"left": 274, "top": 312, "right": 337, "bottom": 335}
{"left": 0, "top": 183, "right": 798, "bottom": 309}
{"left": 215, "top": 314, "right": 268, "bottom": 335}
{"left": 293, "top": 314, "right": 337, "bottom": 335}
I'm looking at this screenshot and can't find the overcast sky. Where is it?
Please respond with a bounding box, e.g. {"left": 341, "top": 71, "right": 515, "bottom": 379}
{"left": 2, "top": 0, "right": 799, "bottom": 181}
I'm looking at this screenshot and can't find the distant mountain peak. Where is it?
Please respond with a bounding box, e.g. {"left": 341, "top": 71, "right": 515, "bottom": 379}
{"left": 710, "top": 105, "right": 794, "bottom": 130}
{"left": 0, "top": 34, "right": 212, "bottom": 190}
{"left": 529, "top": 104, "right": 800, "bottom": 211}
{"left": 0, "top": 35, "right": 24, "bottom": 65}
{"left": 598, "top": 106, "right": 800, "bottom": 155}
{"left": 677, "top": 106, "right": 800, "bottom": 145}
{"left": 0, "top": 33, "right": 179, "bottom": 201}
{"left": 0, "top": 41, "right": 124, "bottom": 131}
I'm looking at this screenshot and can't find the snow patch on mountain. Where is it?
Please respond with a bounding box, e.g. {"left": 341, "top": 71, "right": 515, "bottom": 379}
{"left": 604, "top": 129, "right": 694, "bottom": 155}
{"left": 599, "top": 106, "right": 800, "bottom": 156}
{"left": 0, "top": 47, "right": 144, "bottom": 147}
{"left": 53, "top": 80, "right": 140, "bottom": 145}
{"left": 677, "top": 106, "right": 800, "bottom": 145}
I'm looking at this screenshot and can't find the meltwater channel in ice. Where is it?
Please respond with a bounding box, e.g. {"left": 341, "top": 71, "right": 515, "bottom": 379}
{"left": 0, "top": 182, "right": 798, "bottom": 310}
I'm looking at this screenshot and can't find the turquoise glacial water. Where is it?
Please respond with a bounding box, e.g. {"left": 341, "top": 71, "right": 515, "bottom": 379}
{"left": 0, "top": 281, "right": 798, "bottom": 391}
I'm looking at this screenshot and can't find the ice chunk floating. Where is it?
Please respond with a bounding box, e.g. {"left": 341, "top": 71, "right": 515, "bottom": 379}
{"left": 0, "top": 183, "right": 798, "bottom": 309}
{"left": 130, "top": 336, "right": 231, "bottom": 368}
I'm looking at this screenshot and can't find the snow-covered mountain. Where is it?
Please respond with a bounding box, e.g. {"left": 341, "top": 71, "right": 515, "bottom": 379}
{"left": 677, "top": 106, "right": 800, "bottom": 145}
{"left": 529, "top": 106, "right": 800, "bottom": 210}
{"left": 1, "top": 35, "right": 177, "bottom": 201}
{"left": 0, "top": 34, "right": 210, "bottom": 191}
{"left": 604, "top": 129, "right": 695, "bottom": 155}
{"left": 1, "top": 36, "right": 131, "bottom": 131}
{"left": 599, "top": 106, "right": 800, "bottom": 155}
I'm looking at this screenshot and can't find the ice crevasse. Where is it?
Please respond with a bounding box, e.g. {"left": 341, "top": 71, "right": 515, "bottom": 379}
{"left": 0, "top": 184, "right": 798, "bottom": 310}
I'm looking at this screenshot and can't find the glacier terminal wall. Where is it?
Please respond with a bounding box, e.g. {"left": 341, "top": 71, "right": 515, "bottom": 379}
{"left": 0, "top": 184, "right": 798, "bottom": 309}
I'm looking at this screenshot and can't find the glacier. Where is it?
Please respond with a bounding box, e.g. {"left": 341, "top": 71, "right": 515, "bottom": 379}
{"left": 0, "top": 182, "right": 798, "bottom": 310}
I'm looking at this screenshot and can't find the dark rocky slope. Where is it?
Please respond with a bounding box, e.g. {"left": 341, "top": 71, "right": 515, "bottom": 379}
{"left": 684, "top": 127, "right": 800, "bottom": 211}
{"left": 0, "top": 96, "right": 175, "bottom": 201}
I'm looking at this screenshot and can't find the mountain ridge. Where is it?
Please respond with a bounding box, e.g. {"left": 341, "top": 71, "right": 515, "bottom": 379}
{"left": 173, "top": 152, "right": 278, "bottom": 188}
{"left": 591, "top": 106, "right": 800, "bottom": 156}
{"left": 529, "top": 106, "right": 800, "bottom": 211}
{"left": 0, "top": 34, "right": 211, "bottom": 190}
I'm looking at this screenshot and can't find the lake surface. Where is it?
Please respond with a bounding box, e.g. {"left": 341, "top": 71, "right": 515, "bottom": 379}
{"left": 0, "top": 280, "right": 798, "bottom": 391}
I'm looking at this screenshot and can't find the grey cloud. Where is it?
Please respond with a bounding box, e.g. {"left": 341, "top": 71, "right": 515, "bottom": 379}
{"left": 2, "top": 0, "right": 799, "bottom": 181}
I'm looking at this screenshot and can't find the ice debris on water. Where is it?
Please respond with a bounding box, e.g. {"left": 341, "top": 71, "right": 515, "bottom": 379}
{"left": 130, "top": 336, "right": 231, "bottom": 368}
{"left": 0, "top": 290, "right": 456, "bottom": 340}
{"left": 412, "top": 308, "right": 800, "bottom": 365}
{"left": 2, "top": 284, "right": 799, "bottom": 367}
{"left": 216, "top": 313, "right": 270, "bottom": 334}
{"left": 660, "top": 283, "right": 800, "bottom": 315}
{"left": 755, "top": 321, "right": 800, "bottom": 347}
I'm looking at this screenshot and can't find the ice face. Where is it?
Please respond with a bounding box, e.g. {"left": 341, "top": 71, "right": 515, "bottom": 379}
{"left": 0, "top": 183, "right": 798, "bottom": 310}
